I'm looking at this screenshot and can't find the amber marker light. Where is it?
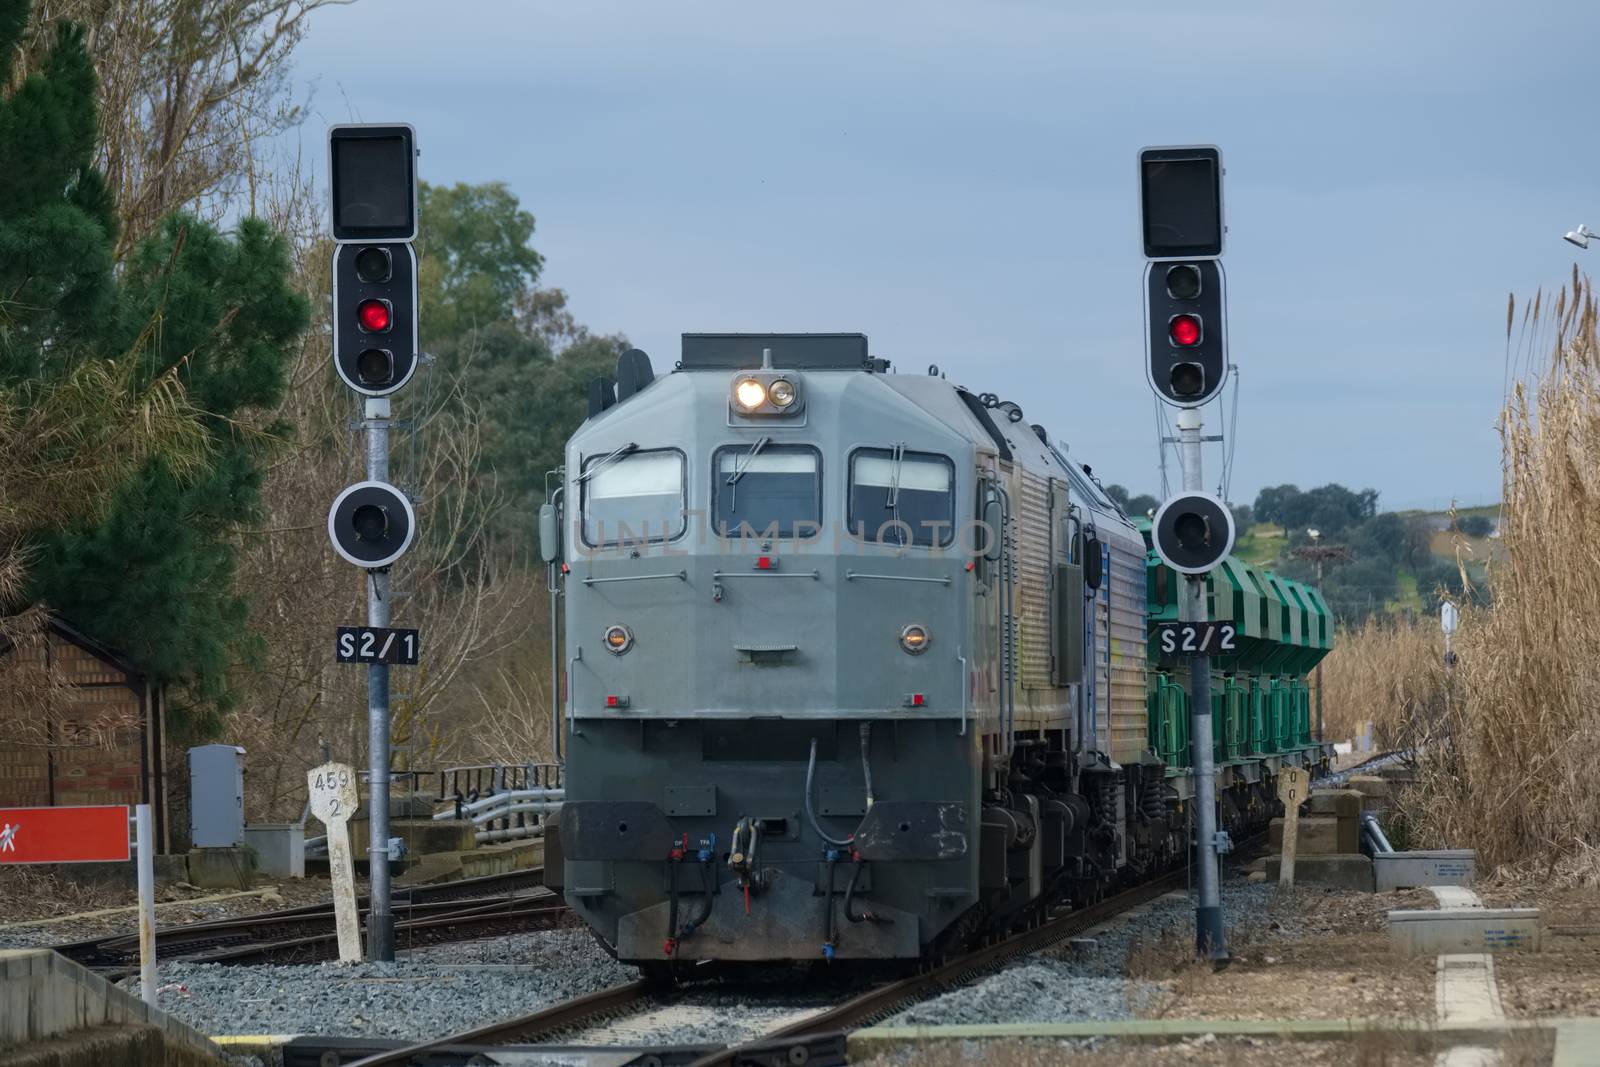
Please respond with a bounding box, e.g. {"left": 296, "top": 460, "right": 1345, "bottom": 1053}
{"left": 603, "top": 624, "right": 634, "bottom": 655}
{"left": 900, "top": 623, "right": 930, "bottom": 654}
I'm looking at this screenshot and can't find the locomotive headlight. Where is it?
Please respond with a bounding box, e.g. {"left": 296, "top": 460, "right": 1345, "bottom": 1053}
{"left": 768, "top": 378, "right": 796, "bottom": 408}
{"left": 734, "top": 378, "right": 767, "bottom": 410}
{"left": 899, "top": 623, "right": 930, "bottom": 655}
{"left": 603, "top": 624, "right": 634, "bottom": 655}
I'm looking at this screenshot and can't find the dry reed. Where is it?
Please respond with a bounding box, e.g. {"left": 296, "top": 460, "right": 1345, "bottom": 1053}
{"left": 1397, "top": 273, "right": 1600, "bottom": 874}
{"left": 1319, "top": 617, "right": 1444, "bottom": 748}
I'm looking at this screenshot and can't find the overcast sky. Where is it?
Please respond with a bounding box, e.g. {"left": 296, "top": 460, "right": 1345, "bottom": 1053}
{"left": 291, "top": 1, "right": 1597, "bottom": 511}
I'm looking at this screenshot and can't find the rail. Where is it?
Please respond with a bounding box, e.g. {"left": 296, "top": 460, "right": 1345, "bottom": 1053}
{"left": 334, "top": 844, "right": 1258, "bottom": 1067}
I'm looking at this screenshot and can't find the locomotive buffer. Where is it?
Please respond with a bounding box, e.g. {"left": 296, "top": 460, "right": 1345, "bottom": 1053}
{"left": 1139, "top": 145, "right": 1237, "bottom": 960}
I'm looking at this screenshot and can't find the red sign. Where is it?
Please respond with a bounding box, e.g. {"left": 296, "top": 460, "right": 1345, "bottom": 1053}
{"left": 0, "top": 805, "right": 130, "bottom": 864}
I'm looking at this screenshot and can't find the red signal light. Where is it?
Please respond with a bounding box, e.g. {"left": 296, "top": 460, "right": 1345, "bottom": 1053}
{"left": 1169, "top": 314, "right": 1201, "bottom": 347}
{"left": 358, "top": 299, "right": 392, "bottom": 333}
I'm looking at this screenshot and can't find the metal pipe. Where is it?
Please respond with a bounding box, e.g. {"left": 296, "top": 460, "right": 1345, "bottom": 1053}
{"left": 1177, "top": 406, "right": 1224, "bottom": 961}
{"left": 1360, "top": 812, "right": 1394, "bottom": 854}
{"left": 475, "top": 824, "right": 548, "bottom": 845}
{"left": 549, "top": 559, "right": 562, "bottom": 764}
{"left": 581, "top": 571, "right": 687, "bottom": 586}
{"left": 135, "top": 804, "right": 156, "bottom": 1005}
{"left": 844, "top": 571, "right": 951, "bottom": 585}
{"left": 438, "top": 787, "right": 565, "bottom": 817}
{"left": 364, "top": 396, "right": 395, "bottom": 963}
{"left": 859, "top": 723, "right": 875, "bottom": 812}
{"left": 804, "top": 738, "right": 854, "bottom": 847}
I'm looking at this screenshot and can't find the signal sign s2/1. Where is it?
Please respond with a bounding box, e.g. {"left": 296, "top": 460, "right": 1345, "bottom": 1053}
{"left": 336, "top": 625, "right": 419, "bottom": 665}
{"left": 1154, "top": 621, "right": 1238, "bottom": 656}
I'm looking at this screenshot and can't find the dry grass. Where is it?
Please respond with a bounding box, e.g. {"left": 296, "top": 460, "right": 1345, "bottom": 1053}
{"left": 1319, "top": 616, "right": 1444, "bottom": 748}
{"left": 1333, "top": 274, "right": 1600, "bottom": 877}
{"left": 1396, "top": 275, "right": 1600, "bottom": 873}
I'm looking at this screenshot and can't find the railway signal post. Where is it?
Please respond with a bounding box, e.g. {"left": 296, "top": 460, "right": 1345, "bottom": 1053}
{"left": 326, "top": 122, "right": 421, "bottom": 963}
{"left": 1140, "top": 145, "right": 1236, "bottom": 960}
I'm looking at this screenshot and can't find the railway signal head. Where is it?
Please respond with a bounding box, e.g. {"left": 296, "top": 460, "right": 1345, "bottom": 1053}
{"left": 1151, "top": 491, "right": 1235, "bottom": 575}
{"left": 1138, "top": 145, "right": 1223, "bottom": 260}
{"left": 328, "top": 480, "right": 416, "bottom": 569}
{"left": 328, "top": 124, "right": 417, "bottom": 243}
{"left": 333, "top": 241, "right": 417, "bottom": 396}
{"left": 328, "top": 124, "right": 419, "bottom": 397}
{"left": 1145, "top": 258, "right": 1227, "bottom": 407}
{"left": 1139, "top": 146, "right": 1228, "bottom": 408}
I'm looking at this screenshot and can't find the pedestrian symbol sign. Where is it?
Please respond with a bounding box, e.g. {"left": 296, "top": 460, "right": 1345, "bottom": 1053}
{"left": 0, "top": 806, "right": 130, "bottom": 864}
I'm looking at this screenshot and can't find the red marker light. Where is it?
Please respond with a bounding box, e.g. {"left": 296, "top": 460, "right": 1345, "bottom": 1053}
{"left": 358, "top": 299, "right": 392, "bottom": 333}
{"left": 912, "top": 694, "right": 925, "bottom": 706}
{"left": 1169, "top": 314, "right": 1201, "bottom": 347}
{"left": 756, "top": 556, "right": 773, "bottom": 570}
{"left": 606, "top": 695, "right": 620, "bottom": 708}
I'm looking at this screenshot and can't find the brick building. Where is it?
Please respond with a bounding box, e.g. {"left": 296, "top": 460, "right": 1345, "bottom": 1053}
{"left": 0, "top": 618, "right": 168, "bottom": 850}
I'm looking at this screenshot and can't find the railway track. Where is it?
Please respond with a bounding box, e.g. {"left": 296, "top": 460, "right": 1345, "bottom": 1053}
{"left": 329, "top": 861, "right": 1206, "bottom": 1067}
{"left": 50, "top": 866, "right": 557, "bottom": 977}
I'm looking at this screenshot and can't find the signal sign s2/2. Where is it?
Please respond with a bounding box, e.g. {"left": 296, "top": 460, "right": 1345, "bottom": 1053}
{"left": 1154, "top": 621, "right": 1237, "bottom": 656}
{"left": 335, "top": 626, "right": 419, "bottom": 665}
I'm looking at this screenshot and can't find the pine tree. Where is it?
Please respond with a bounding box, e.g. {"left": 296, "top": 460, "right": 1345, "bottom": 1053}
{"left": 0, "top": 0, "right": 310, "bottom": 731}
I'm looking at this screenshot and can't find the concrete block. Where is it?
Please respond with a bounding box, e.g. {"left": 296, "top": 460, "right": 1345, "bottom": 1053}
{"left": 241, "top": 824, "right": 304, "bottom": 879}
{"left": 0, "top": 950, "right": 226, "bottom": 1063}
{"left": 1346, "top": 774, "right": 1389, "bottom": 798}
{"left": 1308, "top": 789, "right": 1364, "bottom": 819}
{"left": 1268, "top": 815, "right": 1340, "bottom": 855}
{"left": 1374, "top": 849, "right": 1477, "bottom": 891}
{"left": 460, "top": 838, "right": 543, "bottom": 880}
{"left": 185, "top": 847, "right": 254, "bottom": 890}
{"left": 1265, "top": 853, "right": 1374, "bottom": 892}
{"left": 354, "top": 790, "right": 437, "bottom": 819}
{"left": 1387, "top": 907, "right": 1541, "bottom": 954}
{"left": 347, "top": 816, "right": 473, "bottom": 856}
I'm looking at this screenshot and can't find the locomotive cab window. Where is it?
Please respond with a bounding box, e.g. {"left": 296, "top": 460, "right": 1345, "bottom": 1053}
{"left": 580, "top": 448, "right": 686, "bottom": 546}
{"left": 849, "top": 448, "right": 955, "bottom": 547}
{"left": 713, "top": 444, "right": 821, "bottom": 537}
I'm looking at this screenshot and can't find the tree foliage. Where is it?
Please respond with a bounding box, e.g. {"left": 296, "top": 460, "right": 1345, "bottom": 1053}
{"left": 418, "top": 181, "right": 546, "bottom": 342}
{"left": 418, "top": 182, "right": 628, "bottom": 540}
{"left": 1104, "top": 484, "right": 1159, "bottom": 519}
{"left": 1253, "top": 482, "right": 1379, "bottom": 539}
{"left": 14, "top": 0, "right": 354, "bottom": 255}
{"left": 0, "top": 0, "right": 309, "bottom": 730}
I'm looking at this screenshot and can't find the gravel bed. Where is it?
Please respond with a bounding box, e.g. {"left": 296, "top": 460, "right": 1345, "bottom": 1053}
{"left": 0, "top": 879, "right": 342, "bottom": 950}
{"left": 565, "top": 976, "right": 849, "bottom": 1048}
{"left": 886, "top": 881, "right": 1287, "bottom": 1028}
{"left": 129, "top": 929, "right": 634, "bottom": 1039}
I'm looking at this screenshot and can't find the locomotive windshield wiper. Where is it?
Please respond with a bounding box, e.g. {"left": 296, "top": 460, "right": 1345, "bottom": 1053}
{"left": 725, "top": 435, "right": 770, "bottom": 512}
{"left": 886, "top": 442, "right": 906, "bottom": 545}
{"left": 576, "top": 442, "right": 639, "bottom": 486}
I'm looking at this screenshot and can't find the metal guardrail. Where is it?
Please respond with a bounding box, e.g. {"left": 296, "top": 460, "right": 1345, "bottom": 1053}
{"left": 306, "top": 762, "right": 563, "bottom": 856}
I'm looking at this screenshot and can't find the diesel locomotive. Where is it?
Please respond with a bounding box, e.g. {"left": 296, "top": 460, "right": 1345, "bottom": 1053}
{"left": 545, "top": 332, "right": 1330, "bottom": 968}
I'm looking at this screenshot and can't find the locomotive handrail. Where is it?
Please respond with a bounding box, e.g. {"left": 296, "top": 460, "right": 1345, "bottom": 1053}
{"left": 567, "top": 647, "right": 582, "bottom": 737}
{"left": 957, "top": 645, "right": 968, "bottom": 735}
{"left": 581, "top": 571, "right": 687, "bottom": 586}
{"left": 712, "top": 570, "right": 820, "bottom": 579}
{"left": 844, "top": 570, "right": 951, "bottom": 585}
